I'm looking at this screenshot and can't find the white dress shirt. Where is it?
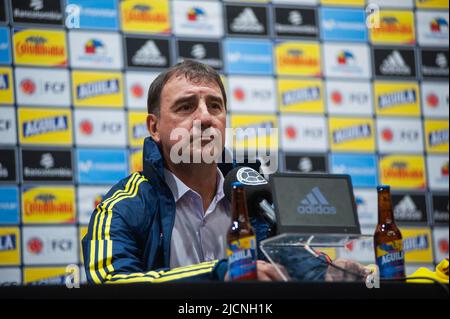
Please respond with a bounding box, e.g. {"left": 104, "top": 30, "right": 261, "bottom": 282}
{"left": 164, "top": 168, "right": 231, "bottom": 268}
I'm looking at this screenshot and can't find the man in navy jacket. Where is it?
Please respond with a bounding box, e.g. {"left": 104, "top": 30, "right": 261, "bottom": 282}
{"left": 82, "top": 60, "right": 364, "bottom": 284}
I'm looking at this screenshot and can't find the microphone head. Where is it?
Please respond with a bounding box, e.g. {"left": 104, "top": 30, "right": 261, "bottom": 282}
{"left": 224, "top": 166, "right": 272, "bottom": 216}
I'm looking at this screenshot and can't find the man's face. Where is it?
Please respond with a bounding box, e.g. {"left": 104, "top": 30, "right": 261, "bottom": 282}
{"left": 152, "top": 74, "right": 226, "bottom": 163}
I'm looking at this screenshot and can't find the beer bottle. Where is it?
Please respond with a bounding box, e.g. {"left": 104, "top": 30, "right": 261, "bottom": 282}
{"left": 227, "top": 182, "right": 258, "bottom": 281}
{"left": 374, "top": 185, "right": 406, "bottom": 279}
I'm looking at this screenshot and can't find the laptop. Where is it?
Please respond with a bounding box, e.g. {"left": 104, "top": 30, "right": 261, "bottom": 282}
{"left": 269, "top": 173, "right": 361, "bottom": 236}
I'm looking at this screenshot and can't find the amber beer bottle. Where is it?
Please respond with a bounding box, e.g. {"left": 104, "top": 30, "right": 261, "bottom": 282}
{"left": 227, "top": 182, "right": 258, "bottom": 281}
{"left": 374, "top": 185, "right": 405, "bottom": 279}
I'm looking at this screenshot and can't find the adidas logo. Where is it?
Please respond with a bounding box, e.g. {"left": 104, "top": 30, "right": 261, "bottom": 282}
{"left": 132, "top": 41, "right": 167, "bottom": 66}
{"left": 394, "top": 196, "right": 422, "bottom": 220}
{"left": 297, "top": 187, "right": 337, "bottom": 215}
{"left": 380, "top": 51, "right": 411, "bottom": 75}
{"left": 231, "top": 8, "right": 264, "bottom": 33}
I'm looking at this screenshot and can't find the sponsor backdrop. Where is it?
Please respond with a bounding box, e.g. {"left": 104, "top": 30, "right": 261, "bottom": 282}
{"left": 0, "top": 0, "right": 448, "bottom": 285}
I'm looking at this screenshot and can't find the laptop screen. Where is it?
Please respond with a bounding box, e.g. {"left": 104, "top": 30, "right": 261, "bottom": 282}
{"left": 270, "top": 173, "right": 361, "bottom": 235}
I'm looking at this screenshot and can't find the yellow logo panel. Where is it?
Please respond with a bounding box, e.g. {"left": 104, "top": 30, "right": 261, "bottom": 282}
{"left": 416, "top": 0, "right": 448, "bottom": 9}
{"left": 128, "top": 111, "right": 148, "bottom": 147}
{"left": 13, "top": 28, "right": 67, "bottom": 67}
{"left": 379, "top": 155, "right": 426, "bottom": 190}
{"left": 277, "top": 79, "right": 324, "bottom": 114}
{"left": 130, "top": 149, "right": 143, "bottom": 174}
{"left": 424, "top": 120, "right": 449, "bottom": 154}
{"left": 22, "top": 186, "right": 76, "bottom": 224}
{"left": 275, "top": 42, "right": 321, "bottom": 77}
{"left": 401, "top": 228, "right": 433, "bottom": 264}
{"left": 329, "top": 118, "right": 375, "bottom": 152}
{"left": 79, "top": 226, "right": 88, "bottom": 264}
{"left": 121, "top": 0, "right": 171, "bottom": 34}
{"left": 321, "top": 0, "right": 365, "bottom": 6}
{"left": 370, "top": 11, "right": 416, "bottom": 45}
{"left": 0, "top": 67, "right": 14, "bottom": 104}
{"left": 72, "top": 71, "right": 124, "bottom": 108}
{"left": 0, "top": 227, "right": 20, "bottom": 266}
{"left": 24, "top": 267, "right": 68, "bottom": 285}
{"left": 231, "top": 114, "right": 278, "bottom": 151}
{"left": 374, "top": 82, "right": 420, "bottom": 116}
{"left": 18, "top": 108, "right": 73, "bottom": 146}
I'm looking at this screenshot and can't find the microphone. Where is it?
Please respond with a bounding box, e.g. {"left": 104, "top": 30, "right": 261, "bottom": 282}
{"left": 223, "top": 166, "right": 277, "bottom": 226}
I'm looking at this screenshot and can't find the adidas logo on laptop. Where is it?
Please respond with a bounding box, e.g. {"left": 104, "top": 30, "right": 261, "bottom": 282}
{"left": 297, "top": 187, "right": 337, "bottom": 215}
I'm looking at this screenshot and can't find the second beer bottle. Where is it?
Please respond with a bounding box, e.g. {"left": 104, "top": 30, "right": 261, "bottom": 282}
{"left": 227, "top": 182, "right": 258, "bottom": 281}
{"left": 374, "top": 185, "right": 406, "bottom": 279}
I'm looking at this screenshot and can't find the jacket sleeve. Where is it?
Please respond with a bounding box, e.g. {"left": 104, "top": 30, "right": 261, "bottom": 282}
{"left": 82, "top": 173, "right": 228, "bottom": 284}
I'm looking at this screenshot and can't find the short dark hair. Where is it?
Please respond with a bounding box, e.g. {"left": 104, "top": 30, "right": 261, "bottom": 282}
{"left": 147, "top": 60, "right": 227, "bottom": 116}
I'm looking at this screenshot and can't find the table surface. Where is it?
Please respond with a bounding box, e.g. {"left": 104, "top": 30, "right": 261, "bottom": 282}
{"left": 0, "top": 281, "right": 448, "bottom": 300}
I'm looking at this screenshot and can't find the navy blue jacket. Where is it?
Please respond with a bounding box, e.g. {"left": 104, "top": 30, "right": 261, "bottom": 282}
{"left": 82, "top": 137, "right": 327, "bottom": 284}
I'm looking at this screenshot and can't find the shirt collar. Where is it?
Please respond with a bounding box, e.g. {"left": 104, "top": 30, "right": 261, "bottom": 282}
{"left": 164, "top": 168, "right": 225, "bottom": 204}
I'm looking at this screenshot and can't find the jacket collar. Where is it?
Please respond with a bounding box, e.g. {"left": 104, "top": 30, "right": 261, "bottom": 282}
{"left": 142, "top": 136, "right": 165, "bottom": 181}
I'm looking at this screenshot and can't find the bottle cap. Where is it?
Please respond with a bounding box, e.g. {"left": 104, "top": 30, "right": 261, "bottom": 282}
{"left": 232, "top": 181, "right": 243, "bottom": 189}
{"left": 377, "top": 185, "right": 390, "bottom": 191}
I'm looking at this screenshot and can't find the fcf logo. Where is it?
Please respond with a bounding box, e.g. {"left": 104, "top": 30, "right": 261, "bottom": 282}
{"left": 365, "top": 264, "right": 380, "bottom": 289}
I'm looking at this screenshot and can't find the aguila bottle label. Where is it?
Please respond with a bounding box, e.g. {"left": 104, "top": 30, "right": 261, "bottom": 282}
{"left": 227, "top": 236, "right": 257, "bottom": 281}
{"left": 375, "top": 239, "right": 405, "bottom": 279}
